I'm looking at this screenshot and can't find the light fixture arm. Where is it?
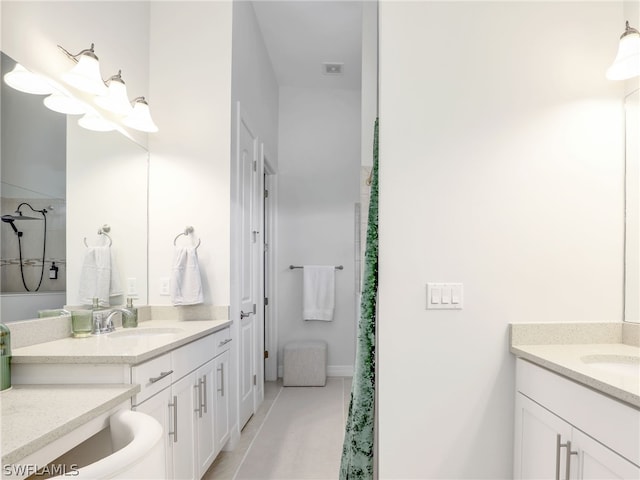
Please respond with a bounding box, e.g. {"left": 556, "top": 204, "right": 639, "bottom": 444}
{"left": 621, "top": 21, "right": 640, "bottom": 39}
{"left": 105, "top": 70, "right": 125, "bottom": 85}
{"left": 131, "top": 96, "right": 148, "bottom": 105}
{"left": 58, "top": 43, "right": 99, "bottom": 64}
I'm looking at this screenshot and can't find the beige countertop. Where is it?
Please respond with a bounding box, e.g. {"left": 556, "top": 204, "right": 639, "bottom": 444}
{"left": 1, "top": 384, "right": 139, "bottom": 467}
{"left": 10, "top": 319, "right": 231, "bottom": 365}
{"left": 510, "top": 322, "right": 640, "bottom": 408}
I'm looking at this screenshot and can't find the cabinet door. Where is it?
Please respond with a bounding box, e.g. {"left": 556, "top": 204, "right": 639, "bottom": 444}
{"left": 134, "top": 389, "right": 172, "bottom": 479}
{"left": 514, "top": 393, "right": 573, "bottom": 480}
{"left": 573, "top": 428, "right": 640, "bottom": 480}
{"left": 171, "top": 373, "right": 197, "bottom": 480}
{"left": 215, "top": 349, "right": 230, "bottom": 453}
{"left": 195, "top": 359, "right": 216, "bottom": 477}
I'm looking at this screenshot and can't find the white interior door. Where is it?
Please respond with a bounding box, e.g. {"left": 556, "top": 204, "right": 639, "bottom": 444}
{"left": 238, "top": 113, "right": 257, "bottom": 430}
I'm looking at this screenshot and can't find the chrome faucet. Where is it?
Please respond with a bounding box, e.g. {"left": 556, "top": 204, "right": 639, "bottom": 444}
{"left": 92, "top": 307, "right": 134, "bottom": 334}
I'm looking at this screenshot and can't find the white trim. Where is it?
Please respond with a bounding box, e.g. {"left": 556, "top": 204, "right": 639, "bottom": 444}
{"left": 263, "top": 165, "right": 278, "bottom": 382}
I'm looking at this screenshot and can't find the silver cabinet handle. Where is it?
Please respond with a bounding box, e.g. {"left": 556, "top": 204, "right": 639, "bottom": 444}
{"left": 564, "top": 440, "right": 578, "bottom": 480}
{"left": 555, "top": 434, "right": 562, "bottom": 480}
{"left": 218, "top": 338, "right": 232, "bottom": 347}
{"left": 168, "top": 395, "right": 178, "bottom": 443}
{"left": 240, "top": 311, "right": 250, "bottom": 319}
{"left": 556, "top": 435, "right": 578, "bottom": 480}
{"left": 217, "top": 363, "right": 225, "bottom": 397}
{"left": 149, "top": 370, "right": 173, "bottom": 384}
{"left": 201, "top": 376, "right": 207, "bottom": 414}
{"left": 194, "top": 384, "right": 202, "bottom": 417}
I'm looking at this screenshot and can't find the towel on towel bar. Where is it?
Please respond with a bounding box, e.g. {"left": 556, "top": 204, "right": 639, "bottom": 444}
{"left": 303, "top": 265, "right": 335, "bottom": 321}
{"left": 170, "top": 246, "right": 203, "bottom": 305}
{"left": 78, "top": 245, "right": 122, "bottom": 307}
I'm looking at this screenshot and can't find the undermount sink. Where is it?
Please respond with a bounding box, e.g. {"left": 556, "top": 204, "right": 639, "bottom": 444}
{"left": 108, "top": 327, "right": 185, "bottom": 338}
{"left": 581, "top": 354, "right": 640, "bottom": 377}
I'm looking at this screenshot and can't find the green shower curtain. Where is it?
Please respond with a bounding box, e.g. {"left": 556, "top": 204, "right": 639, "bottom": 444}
{"left": 340, "top": 118, "right": 378, "bottom": 479}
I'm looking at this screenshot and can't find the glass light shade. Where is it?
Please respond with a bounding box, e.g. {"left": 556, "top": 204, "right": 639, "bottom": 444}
{"left": 78, "top": 112, "right": 116, "bottom": 132}
{"left": 607, "top": 30, "right": 640, "bottom": 80}
{"left": 95, "top": 79, "right": 133, "bottom": 115}
{"left": 44, "top": 93, "right": 87, "bottom": 115}
{"left": 62, "top": 54, "right": 107, "bottom": 95}
{"left": 123, "top": 99, "right": 158, "bottom": 132}
{"left": 3, "top": 64, "right": 55, "bottom": 95}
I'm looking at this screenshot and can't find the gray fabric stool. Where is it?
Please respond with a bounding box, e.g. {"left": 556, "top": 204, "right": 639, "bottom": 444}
{"left": 283, "top": 340, "right": 327, "bottom": 386}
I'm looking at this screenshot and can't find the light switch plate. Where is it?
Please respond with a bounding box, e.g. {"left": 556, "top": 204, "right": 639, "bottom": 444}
{"left": 160, "top": 277, "right": 170, "bottom": 296}
{"left": 427, "top": 283, "right": 463, "bottom": 310}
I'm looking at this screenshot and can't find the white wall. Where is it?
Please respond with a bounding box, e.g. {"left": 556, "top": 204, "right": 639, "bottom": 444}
{"left": 147, "top": 2, "right": 233, "bottom": 307}
{"left": 277, "top": 86, "right": 360, "bottom": 375}
{"left": 231, "top": 1, "right": 279, "bottom": 169}
{"left": 378, "top": 2, "right": 625, "bottom": 478}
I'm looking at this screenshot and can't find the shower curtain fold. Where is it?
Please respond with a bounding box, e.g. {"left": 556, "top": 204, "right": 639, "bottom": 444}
{"left": 340, "top": 118, "right": 378, "bottom": 479}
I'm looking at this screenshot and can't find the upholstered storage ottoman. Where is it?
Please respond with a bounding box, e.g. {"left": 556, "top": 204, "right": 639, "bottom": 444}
{"left": 283, "top": 340, "right": 327, "bottom": 387}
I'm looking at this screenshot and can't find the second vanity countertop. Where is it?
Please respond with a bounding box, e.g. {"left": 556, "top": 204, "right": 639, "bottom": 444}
{"left": 10, "top": 319, "right": 232, "bottom": 365}
{"left": 510, "top": 322, "right": 640, "bottom": 408}
{"left": 1, "top": 384, "right": 139, "bottom": 468}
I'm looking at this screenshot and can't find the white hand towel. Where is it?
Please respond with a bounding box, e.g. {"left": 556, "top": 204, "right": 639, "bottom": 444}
{"left": 109, "top": 248, "right": 123, "bottom": 298}
{"left": 303, "top": 265, "right": 335, "bottom": 321}
{"left": 170, "top": 246, "right": 204, "bottom": 306}
{"left": 78, "top": 246, "right": 111, "bottom": 306}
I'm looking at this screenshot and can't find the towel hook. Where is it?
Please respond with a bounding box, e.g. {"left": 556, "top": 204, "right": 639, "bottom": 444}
{"left": 174, "top": 226, "right": 201, "bottom": 249}
{"left": 84, "top": 224, "right": 112, "bottom": 247}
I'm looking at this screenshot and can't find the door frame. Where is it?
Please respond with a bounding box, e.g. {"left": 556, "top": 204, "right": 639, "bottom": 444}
{"left": 263, "top": 159, "right": 278, "bottom": 382}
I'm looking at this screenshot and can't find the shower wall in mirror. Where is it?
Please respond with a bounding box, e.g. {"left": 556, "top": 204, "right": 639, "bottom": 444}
{"left": 625, "top": 88, "right": 639, "bottom": 323}
{"left": 1, "top": 52, "right": 67, "bottom": 320}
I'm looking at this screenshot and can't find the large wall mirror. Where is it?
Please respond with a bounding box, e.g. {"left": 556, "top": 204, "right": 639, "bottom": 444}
{"left": 625, "top": 88, "right": 639, "bottom": 323}
{"left": 1, "top": 52, "right": 149, "bottom": 323}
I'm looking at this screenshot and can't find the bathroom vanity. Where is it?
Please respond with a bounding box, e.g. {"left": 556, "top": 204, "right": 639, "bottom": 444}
{"left": 4, "top": 317, "right": 231, "bottom": 479}
{"left": 510, "top": 323, "right": 640, "bottom": 479}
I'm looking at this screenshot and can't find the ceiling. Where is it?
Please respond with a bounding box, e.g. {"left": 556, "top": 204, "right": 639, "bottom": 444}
{"left": 251, "top": 1, "right": 363, "bottom": 90}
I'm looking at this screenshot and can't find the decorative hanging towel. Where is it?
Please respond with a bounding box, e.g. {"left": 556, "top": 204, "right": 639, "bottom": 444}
{"left": 303, "top": 265, "right": 336, "bottom": 321}
{"left": 170, "top": 246, "right": 204, "bottom": 305}
{"left": 340, "top": 118, "right": 379, "bottom": 479}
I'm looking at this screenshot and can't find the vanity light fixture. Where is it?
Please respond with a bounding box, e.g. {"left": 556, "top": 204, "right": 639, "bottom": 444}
{"left": 94, "top": 70, "right": 133, "bottom": 116}
{"left": 43, "top": 91, "right": 88, "bottom": 115}
{"left": 78, "top": 111, "right": 116, "bottom": 132}
{"left": 3, "top": 63, "right": 55, "bottom": 95}
{"left": 607, "top": 21, "right": 640, "bottom": 80}
{"left": 123, "top": 97, "right": 158, "bottom": 132}
{"left": 59, "top": 43, "right": 108, "bottom": 96}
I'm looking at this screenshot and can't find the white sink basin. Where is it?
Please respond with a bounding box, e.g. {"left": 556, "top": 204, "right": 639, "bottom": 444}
{"left": 581, "top": 354, "right": 640, "bottom": 377}
{"left": 108, "top": 327, "right": 184, "bottom": 338}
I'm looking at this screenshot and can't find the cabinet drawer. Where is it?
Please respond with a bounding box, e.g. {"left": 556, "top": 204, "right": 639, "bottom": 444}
{"left": 172, "top": 334, "right": 216, "bottom": 380}
{"left": 131, "top": 353, "right": 172, "bottom": 404}
{"left": 212, "top": 327, "right": 232, "bottom": 356}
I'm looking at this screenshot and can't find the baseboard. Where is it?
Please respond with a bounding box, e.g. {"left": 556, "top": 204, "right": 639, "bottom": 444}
{"left": 277, "top": 365, "right": 353, "bottom": 378}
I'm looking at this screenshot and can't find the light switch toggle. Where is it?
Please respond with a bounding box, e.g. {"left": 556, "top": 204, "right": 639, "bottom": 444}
{"left": 427, "top": 283, "right": 463, "bottom": 310}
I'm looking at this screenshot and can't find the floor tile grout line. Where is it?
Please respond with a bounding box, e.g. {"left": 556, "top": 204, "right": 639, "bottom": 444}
{"left": 232, "top": 384, "right": 285, "bottom": 480}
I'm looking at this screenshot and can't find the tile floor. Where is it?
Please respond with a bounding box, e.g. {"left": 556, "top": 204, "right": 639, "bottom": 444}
{"left": 204, "top": 377, "right": 352, "bottom": 480}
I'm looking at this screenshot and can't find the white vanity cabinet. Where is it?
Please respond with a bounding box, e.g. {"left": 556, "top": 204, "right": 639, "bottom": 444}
{"left": 514, "top": 359, "right": 640, "bottom": 480}
{"left": 133, "top": 327, "right": 232, "bottom": 480}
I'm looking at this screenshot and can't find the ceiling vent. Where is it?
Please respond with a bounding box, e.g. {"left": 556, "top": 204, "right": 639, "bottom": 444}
{"left": 322, "top": 63, "right": 344, "bottom": 75}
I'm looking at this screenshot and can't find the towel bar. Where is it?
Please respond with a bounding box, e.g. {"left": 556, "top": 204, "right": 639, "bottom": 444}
{"left": 289, "top": 265, "right": 343, "bottom": 270}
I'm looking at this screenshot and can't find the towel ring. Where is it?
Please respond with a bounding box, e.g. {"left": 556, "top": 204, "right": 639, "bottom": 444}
{"left": 174, "top": 226, "right": 201, "bottom": 249}
{"left": 84, "top": 231, "right": 112, "bottom": 247}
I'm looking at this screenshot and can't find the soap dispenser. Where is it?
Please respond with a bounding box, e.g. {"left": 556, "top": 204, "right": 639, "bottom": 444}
{"left": 123, "top": 297, "right": 138, "bottom": 328}
{"left": 1, "top": 323, "right": 11, "bottom": 391}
